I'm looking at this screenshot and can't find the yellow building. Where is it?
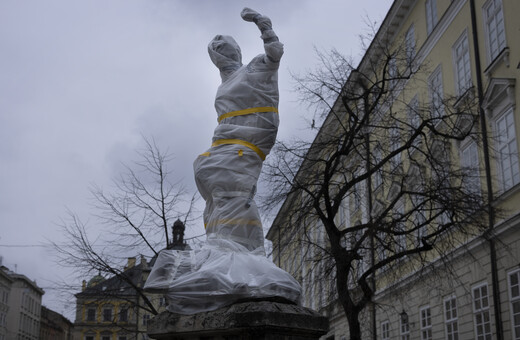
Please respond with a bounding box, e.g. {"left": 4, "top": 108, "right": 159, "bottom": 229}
{"left": 74, "top": 256, "right": 165, "bottom": 340}
{"left": 267, "top": 0, "right": 520, "bottom": 339}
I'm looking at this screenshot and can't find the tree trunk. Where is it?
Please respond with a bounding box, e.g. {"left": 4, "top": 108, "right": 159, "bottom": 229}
{"left": 346, "top": 308, "right": 362, "bottom": 340}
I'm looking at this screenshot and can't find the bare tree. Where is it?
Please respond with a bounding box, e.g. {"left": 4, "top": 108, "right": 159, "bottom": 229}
{"left": 264, "top": 37, "right": 489, "bottom": 339}
{"left": 53, "top": 138, "right": 198, "bottom": 328}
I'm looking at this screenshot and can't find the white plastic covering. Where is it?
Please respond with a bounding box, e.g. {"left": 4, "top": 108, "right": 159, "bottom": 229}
{"left": 144, "top": 8, "right": 301, "bottom": 314}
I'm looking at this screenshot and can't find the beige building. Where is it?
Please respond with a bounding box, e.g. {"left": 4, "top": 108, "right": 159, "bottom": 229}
{"left": 0, "top": 266, "right": 45, "bottom": 340}
{"left": 74, "top": 220, "right": 188, "bottom": 340}
{"left": 74, "top": 256, "right": 163, "bottom": 340}
{"left": 267, "top": 0, "right": 520, "bottom": 339}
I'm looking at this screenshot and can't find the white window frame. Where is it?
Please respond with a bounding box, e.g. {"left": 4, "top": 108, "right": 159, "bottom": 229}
{"left": 407, "top": 95, "right": 422, "bottom": 152}
{"left": 86, "top": 306, "right": 96, "bottom": 322}
{"left": 508, "top": 269, "right": 520, "bottom": 339}
{"left": 420, "top": 305, "right": 433, "bottom": 340}
{"left": 452, "top": 30, "right": 472, "bottom": 96}
{"left": 389, "top": 124, "right": 401, "bottom": 169}
{"left": 394, "top": 201, "right": 406, "bottom": 252}
{"left": 405, "top": 24, "right": 416, "bottom": 63}
{"left": 381, "top": 320, "right": 390, "bottom": 340}
{"left": 373, "top": 147, "right": 383, "bottom": 189}
{"left": 472, "top": 282, "right": 492, "bottom": 340}
{"left": 495, "top": 107, "right": 520, "bottom": 192}
{"left": 428, "top": 65, "right": 444, "bottom": 121}
{"left": 483, "top": 0, "right": 506, "bottom": 63}
{"left": 411, "top": 192, "right": 426, "bottom": 246}
{"left": 339, "top": 196, "right": 350, "bottom": 229}
{"left": 389, "top": 57, "right": 397, "bottom": 89}
{"left": 425, "top": 0, "right": 438, "bottom": 35}
{"left": 119, "top": 306, "right": 128, "bottom": 322}
{"left": 102, "top": 305, "right": 113, "bottom": 322}
{"left": 400, "top": 313, "right": 410, "bottom": 340}
{"left": 460, "top": 139, "right": 481, "bottom": 196}
{"left": 444, "top": 295, "right": 459, "bottom": 340}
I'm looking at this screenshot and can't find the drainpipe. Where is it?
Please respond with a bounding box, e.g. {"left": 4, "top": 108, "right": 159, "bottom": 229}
{"left": 469, "top": 1, "right": 503, "bottom": 339}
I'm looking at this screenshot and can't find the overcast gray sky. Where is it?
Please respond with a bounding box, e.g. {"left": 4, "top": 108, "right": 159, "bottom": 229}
{"left": 0, "top": 0, "right": 392, "bottom": 319}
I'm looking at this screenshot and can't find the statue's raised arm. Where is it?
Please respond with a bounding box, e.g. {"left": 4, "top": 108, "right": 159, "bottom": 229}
{"left": 241, "top": 7, "right": 283, "bottom": 63}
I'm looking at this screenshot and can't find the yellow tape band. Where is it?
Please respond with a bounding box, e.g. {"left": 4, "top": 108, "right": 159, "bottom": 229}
{"left": 218, "top": 106, "right": 278, "bottom": 123}
{"left": 211, "top": 139, "right": 266, "bottom": 160}
{"left": 199, "top": 152, "right": 210, "bottom": 157}
{"left": 204, "top": 218, "right": 263, "bottom": 229}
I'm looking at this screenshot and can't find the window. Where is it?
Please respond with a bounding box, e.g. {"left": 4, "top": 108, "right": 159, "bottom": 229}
{"left": 101, "top": 336, "right": 110, "bottom": 340}
{"left": 426, "top": 0, "right": 438, "bottom": 35}
{"left": 119, "top": 307, "right": 128, "bottom": 322}
{"left": 119, "top": 337, "right": 127, "bottom": 340}
{"left": 408, "top": 95, "right": 421, "bottom": 148}
{"left": 444, "top": 296, "right": 459, "bottom": 340}
{"left": 453, "top": 32, "right": 472, "bottom": 95}
{"left": 86, "top": 306, "right": 96, "bottom": 322}
{"left": 401, "top": 312, "right": 410, "bottom": 340}
{"left": 483, "top": 0, "right": 506, "bottom": 62}
{"left": 389, "top": 124, "right": 401, "bottom": 169}
{"left": 420, "top": 306, "right": 432, "bottom": 340}
{"left": 394, "top": 202, "right": 406, "bottom": 252}
{"left": 159, "top": 297, "right": 167, "bottom": 307}
{"left": 429, "top": 65, "right": 444, "bottom": 121}
{"left": 509, "top": 269, "right": 520, "bottom": 339}
{"left": 389, "top": 57, "right": 397, "bottom": 89}
{"left": 85, "top": 336, "right": 95, "bottom": 340}
{"left": 411, "top": 193, "right": 426, "bottom": 246}
{"left": 373, "top": 148, "right": 383, "bottom": 189}
{"left": 103, "top": 306, "right": 112, "bottom": 322}
{"left": 405, "top": 25, "right": 416, "bottom": 63}
{"left": 473, "top": 283, "right": 492, "bottom": 340}
{"left": 381, "top": 320, "right": 390, "bottom": 340}
{"left": 143, "top": 314, "right": 151, "bottom": 325}
{"left": 460, "top": 140, "right": 481, "bottom": 196}
{"left": 353, "top": 170, "right": 365, "bottom": 210}
{"left": 495, "top": 108, "right": 519, "bottom": 192}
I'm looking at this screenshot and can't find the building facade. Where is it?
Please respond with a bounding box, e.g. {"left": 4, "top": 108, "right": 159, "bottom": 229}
{"left": 0, "top": 266, "right": 12, "bottom": 340}
{"left": 0, "top": 266, "right": 45, "bottom": 340}
{"left": 40, "top": 306, "right": 74, "bottom": 340}
{"left": 74, "top": 220, "right": 188, "bottom": 340}
{"left": 74, "top": 256, "right": 165, "bottom": 340}
{"left": 267, "top": 0, "right": 520, "bottom": 339}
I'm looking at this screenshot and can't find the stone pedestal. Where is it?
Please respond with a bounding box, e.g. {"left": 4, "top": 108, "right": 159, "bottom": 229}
{"left": 147, "top": 300, "right": 329, "bottom": 340}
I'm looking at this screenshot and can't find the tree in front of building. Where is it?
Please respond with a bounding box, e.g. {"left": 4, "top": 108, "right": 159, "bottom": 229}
{"left": 264, "top": 37, "right": 489, "bottom": 339}
{"left": 53, "top": 138, "right": 197, "bottom": 329}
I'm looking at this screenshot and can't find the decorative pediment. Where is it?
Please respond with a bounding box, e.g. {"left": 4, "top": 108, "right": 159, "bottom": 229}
{"left": 483, "top": 78, "right": 515, "bottom": 117}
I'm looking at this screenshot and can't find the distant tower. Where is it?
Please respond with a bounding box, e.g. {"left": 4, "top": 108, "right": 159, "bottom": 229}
{"left": 168, "top": 219, "right": 188, "bottom": 250}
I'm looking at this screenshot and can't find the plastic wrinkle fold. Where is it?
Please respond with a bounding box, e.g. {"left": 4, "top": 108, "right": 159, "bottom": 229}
{"left": 144, "top": 8, "right": 301, "bottom": 315}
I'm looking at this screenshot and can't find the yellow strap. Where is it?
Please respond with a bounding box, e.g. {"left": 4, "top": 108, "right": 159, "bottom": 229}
{"left": 218, "top": 106, "right": 278, "bottom": 123}
{"left": 212, "top": 139, "right": 266, "bottom": 160}
{"left": 199, "top": 152, "right": 210, "bottom": 157}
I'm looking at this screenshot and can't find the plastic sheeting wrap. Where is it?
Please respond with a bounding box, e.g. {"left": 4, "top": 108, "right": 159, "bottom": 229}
{"left": 145, "top": 239, "right": 301, "bottom": 314}
{"left": 144, "top": 8, "right": 302, "bottom": 314}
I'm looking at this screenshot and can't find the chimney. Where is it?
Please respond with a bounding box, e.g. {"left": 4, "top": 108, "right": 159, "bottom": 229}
{"left": 82, "top": 280, "right": 86, "bottom": 291}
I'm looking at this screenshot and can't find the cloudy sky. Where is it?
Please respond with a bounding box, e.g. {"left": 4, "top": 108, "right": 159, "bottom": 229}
{"left": 0, "top": 0, "right": 392, "bottom": 319}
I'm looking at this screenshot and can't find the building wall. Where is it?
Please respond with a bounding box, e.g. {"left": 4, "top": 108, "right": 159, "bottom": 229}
{"left": 268, "top": 0, "right": 520, "bottom": 339}
{"left": 2, "top": 271, "right": 44, "bottom": 340}
{"left": 0, "top": 270, "right": 12, "bottom": 340}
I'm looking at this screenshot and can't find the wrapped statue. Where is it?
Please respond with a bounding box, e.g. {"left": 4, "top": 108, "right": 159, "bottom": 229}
{"left": 144, "top": 8, "right": 301, "bottom": 314}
